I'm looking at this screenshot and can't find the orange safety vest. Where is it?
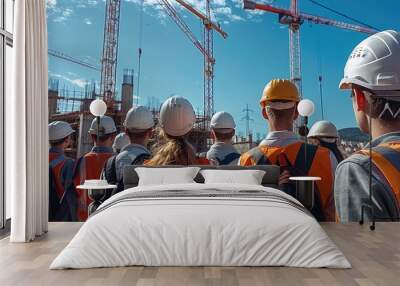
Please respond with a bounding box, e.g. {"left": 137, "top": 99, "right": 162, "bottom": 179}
{"left": 279, "top": 142, "right": 335, "bottom": 221}
{"left": 196, "top": 157, "right": 211, "bottom": 165}
{"left": 239, "top": 142, "right": 335, "bottom": 221}
{"left": 358, "top": 142, "right": 400, "bottom": 207}
{"left": 239, "top": 145, "right": 282, "bottom": 166}
{"left": 74, "top": 151, "right": 114, "bottom": 221}
{"left": 49, "top": 152, "right": 67, "bottom": 200}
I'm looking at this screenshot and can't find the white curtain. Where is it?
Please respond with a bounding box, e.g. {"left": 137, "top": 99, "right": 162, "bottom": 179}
{"left": 8, "top": 0, "right": 48, "bottom": 242}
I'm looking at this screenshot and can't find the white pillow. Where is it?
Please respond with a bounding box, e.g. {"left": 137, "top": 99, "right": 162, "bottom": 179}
{"left": 135, "top": 167, "right": 201, "bottom": 186}
{"left": 200, "top": 169, "right": 266, "bottom": 185}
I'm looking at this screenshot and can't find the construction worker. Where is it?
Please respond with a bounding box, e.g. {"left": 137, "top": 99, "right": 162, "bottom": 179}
{"left": 207, "top": 111, "right": 240, "bottom": 165}
{"left": 48, "top": 121, "right": 77, "bottom": 221}
{"left": 146, "top": 96, "right": 202, "bottom": 166}
{"left": 112, "top": 133, "right": 130, "bottom": 154}
{"left": 308, "top": 120, "right": 344, "bottom": 163}
{"left": 239, "top": 79, "right": 337, "bottom": 221}
{"left": 73, "top": 115, "right": 117, "bottom": 221}
{"left": 103, "top": 106, "right": 154, "bottom": 192}
{"left": 335, "top": 30, "right": 400, "bottom": 222}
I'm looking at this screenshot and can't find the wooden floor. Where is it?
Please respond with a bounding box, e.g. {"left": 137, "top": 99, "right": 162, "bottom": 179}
{"left": 1, "top": 223, "right": 400, "bottom": 286}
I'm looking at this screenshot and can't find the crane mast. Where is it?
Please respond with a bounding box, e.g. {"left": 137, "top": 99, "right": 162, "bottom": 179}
{"left": 203, "top": 0, "right": 215, "bottom": 123}
{"left": 100, "top": 0, "right": 121, "bottom": 109}
{"left": 288, "top": 0, "right": 302, "bottom": 95}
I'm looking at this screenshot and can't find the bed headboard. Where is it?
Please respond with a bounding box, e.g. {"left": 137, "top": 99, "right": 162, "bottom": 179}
{"left": 123, "top": 165, "right": 281, "bottom": 190}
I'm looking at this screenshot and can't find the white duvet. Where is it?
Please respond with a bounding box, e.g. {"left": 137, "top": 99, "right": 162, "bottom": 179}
{"left": 50, "top": 183, "right": 351, "bottom": 269}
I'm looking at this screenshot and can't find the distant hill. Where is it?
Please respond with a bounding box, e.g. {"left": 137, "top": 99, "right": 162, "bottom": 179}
{"left": 338, "top": 128, "right": 369, "bottom": 142}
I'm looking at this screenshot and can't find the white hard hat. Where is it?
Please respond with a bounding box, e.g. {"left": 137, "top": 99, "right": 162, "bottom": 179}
{"left": 308, "top": 120, "right": 339, "bottom": 139}
{"left": 49, "top": 121, "right": 75, "bottom": 141}
{"left": 339, "top": 30, "right": 400, "bottom": 92}
{"left": 159, "top": 96, "right": 195, "bottom": 137}
{"left": 88, "top": 115, "right": 117, "bottom": 136}
{"left": 124, "top": 105, "right": 154, "bottom": 131}
{"left": 113, "top": 133, "right": 130, "bottom": 151}
{"left": 211, "top": 111, "right": 236, "bottom": 132}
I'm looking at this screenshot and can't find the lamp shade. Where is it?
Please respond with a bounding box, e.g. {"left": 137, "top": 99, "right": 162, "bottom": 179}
{"left": 297, "top": 99, "right": 315, "bottom": 117}
{"left": 89, "top": 99, "right": 107, "bottom": 117}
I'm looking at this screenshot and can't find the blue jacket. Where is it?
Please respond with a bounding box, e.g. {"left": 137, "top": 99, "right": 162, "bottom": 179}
{"left": 49, "top": 147, "right": 77, "bottom": 221}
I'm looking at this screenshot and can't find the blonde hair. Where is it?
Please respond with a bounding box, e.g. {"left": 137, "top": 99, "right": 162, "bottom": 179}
{"left": 146, "top": 128, "right": 197, "bottom": 166}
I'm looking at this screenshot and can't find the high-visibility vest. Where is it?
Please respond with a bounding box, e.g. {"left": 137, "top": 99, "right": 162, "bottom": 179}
{"left": 239, "top": 145, "right": 282, "bottom": 166}
{"left": 49, "top": 152, "right": 67, "bottom": 200}
{"left": 279, "top": 142, "right": 335, "bottom": 221}
{"left": 239, "top": 142, "right": 335, "bottom": 221}
{"left": 49, "top": 152, "right": 76, "bottom": 221}
{"left": 73, "top": 151, "right": 114, "bottom": 221}
{"left": 358, "top": 142, "right": 400, "bottom": 207}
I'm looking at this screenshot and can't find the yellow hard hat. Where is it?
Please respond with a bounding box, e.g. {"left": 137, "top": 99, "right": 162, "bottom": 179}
{"left": 260, "top": 79, "right": 300, "bottom": 108}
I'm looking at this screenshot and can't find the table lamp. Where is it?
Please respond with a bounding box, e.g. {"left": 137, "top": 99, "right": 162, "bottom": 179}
{"left": 297, "top": 99, "right": 315, "bottom": 142}
{"left": 89, "top": 99, "right": 107, "bottom": 139}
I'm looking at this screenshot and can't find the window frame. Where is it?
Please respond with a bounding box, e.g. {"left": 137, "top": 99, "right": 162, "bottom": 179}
{"left": 0, "top": 0, "right": 13, "bottom": 231}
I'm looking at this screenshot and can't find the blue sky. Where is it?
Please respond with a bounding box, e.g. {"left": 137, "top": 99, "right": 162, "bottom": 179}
{"left": 47, "top": 0, "right": 400, "bottom": 137}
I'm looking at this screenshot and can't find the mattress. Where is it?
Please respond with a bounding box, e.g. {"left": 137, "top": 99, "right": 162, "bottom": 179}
{"left": 50, "top": 183, "right": 350, "bottom": 269}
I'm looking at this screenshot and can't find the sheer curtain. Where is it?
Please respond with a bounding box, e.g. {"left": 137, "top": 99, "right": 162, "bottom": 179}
{"left": 8, "top": 0, "right": 48, "bottom": 242}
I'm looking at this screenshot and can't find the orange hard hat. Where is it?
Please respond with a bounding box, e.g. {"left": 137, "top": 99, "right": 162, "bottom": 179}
{"left": 260, "top": 79, "right": 300, "bottom": 108}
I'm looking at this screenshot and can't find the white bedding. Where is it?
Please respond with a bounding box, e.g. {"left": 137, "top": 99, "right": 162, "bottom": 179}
{"left": 50, "top": 183, "right": 351, "bottom": 269}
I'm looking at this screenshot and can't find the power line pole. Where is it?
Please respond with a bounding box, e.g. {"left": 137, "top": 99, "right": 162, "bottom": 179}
{"left": 242, "top": 104, "right": 254, "bottom": 138}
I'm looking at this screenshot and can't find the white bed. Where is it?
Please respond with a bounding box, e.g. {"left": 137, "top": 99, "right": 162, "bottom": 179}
{"left": 50, "top": 183, "right": 350, "bottom": 269}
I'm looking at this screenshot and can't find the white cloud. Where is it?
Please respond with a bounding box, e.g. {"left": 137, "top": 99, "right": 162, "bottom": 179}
{"left": 84, "top": 18, "right": 93, "bottom": 25}
{"left": 50, "top": 73, "right": 88, "bottom": 88}
{"left": 228, "top": 14, "right": 244, "bottom": 21}
{"left": 124, "top": 0, "right": 249, "bottom": 24}
{"left": 230, "top": 0, "right": 242, "bottom": 9}
{"left": 70, "top": 78, "right": 88, "bottom": 88}
{"left": 48, "top": 0, "right": 261, "bottom": 26}
{"left": 213, "top": 5, "right": 244, "bottom": 22}
{"left": 213, "top": 0, "right": 227, "bottom": 6}
{"left": 88, "top": 0, "right": 99, "bottom": 5}
{"left": 48, "top": 0, "right": 101, "bottom": 22}
{"left": 64, "top": 8, "right": 73, "bottom": 16}
{"left": 46, "top": 0, "right": 57, "bottom": 9}
{"left": 52, "top": 7, "right": 73, "bottom": 23}
{"left": 214, "top": 6, "right": 232, "bottom": 15}
{"left": 67, "top": 71, "right": 78, "bottom": 77}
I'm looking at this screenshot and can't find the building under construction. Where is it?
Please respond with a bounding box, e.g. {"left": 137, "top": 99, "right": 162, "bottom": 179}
{"left": 48, "top": 69, "right": 133, "bottom": 158}
{"left": 48, "top": 70, "right": 212, "bottom": 158}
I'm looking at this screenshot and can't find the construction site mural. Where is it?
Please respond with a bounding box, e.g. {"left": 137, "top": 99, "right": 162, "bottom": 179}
{"left": 46, "top": 0, "right": 391, "bottom": 159}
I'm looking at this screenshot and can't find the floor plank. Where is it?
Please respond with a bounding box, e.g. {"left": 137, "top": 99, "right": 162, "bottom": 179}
{"left": 0, "top": 222, "right": 400, "bottom": 286}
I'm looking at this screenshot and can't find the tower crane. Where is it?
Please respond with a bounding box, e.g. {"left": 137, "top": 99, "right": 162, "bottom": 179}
{"left": 100, "top": 0, "right": 122, "bottom": 109}
{"left": 243, "top": 0, "right": 378, "bottom": 97}
{"left": 48, "top": 49, "right": 100, "bottom": 71}
{"left": 158, "top": 0, "right": 227, "bottom": 126}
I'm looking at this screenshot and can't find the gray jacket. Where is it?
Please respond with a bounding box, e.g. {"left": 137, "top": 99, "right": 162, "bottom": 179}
{"left": 334, "top": 132, "right": 400, "bottom": 222}
{"left": 115, "top": 144, "right": 150, "bottom": 181}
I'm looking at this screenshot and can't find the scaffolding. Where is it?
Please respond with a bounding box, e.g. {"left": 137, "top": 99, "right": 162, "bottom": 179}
{"left": 49, "top": 69, "right": 135, "bottom": 158}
